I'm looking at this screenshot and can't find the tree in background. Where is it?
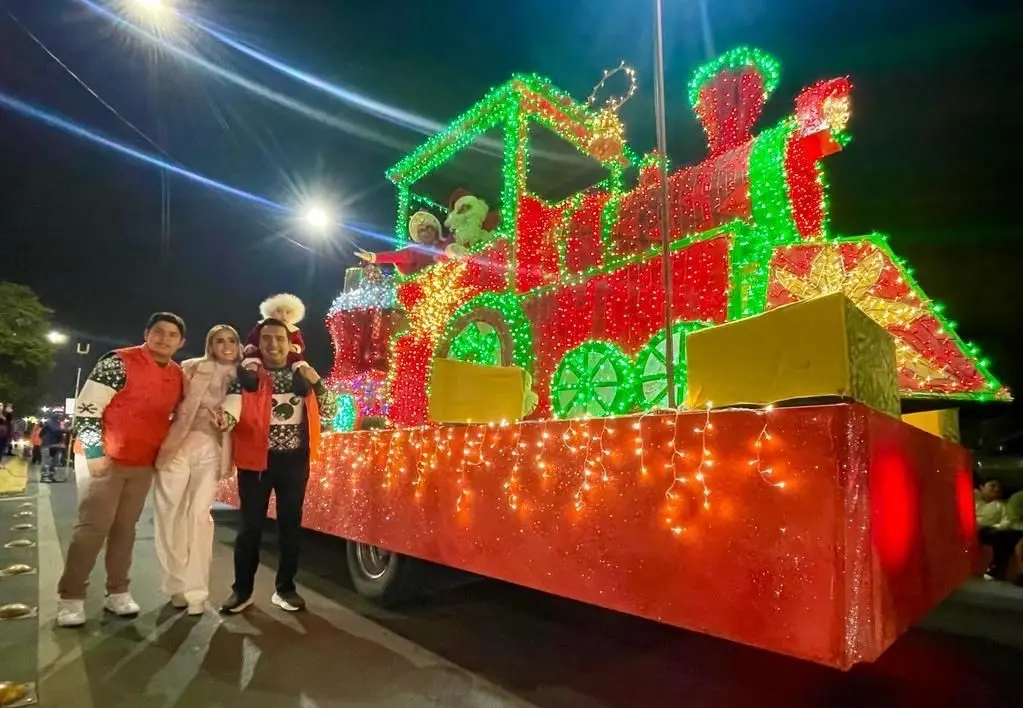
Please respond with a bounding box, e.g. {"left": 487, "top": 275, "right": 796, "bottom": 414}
{"left": 0, "top": 282, "right": 55, "bottom": 411}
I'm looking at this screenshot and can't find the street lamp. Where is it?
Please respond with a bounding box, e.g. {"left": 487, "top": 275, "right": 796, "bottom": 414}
{"left": 121, "top": 0, "right": 178, "bottom": 31}
{"left": 300, "top": 202, "right": 334, "bottom": 235}
{"left": 47, "top": 330, "right": 69, "bottom": 345}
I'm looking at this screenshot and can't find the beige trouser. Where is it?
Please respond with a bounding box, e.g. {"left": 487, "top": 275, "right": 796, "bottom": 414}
{"left": 153, "top": 431, "right": 221, "bottom": 603}
{"left": 58, "top": 463, "right": 155, "bottom": 600}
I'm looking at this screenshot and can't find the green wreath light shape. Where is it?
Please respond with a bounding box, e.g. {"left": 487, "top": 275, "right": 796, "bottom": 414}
{"left": 440, "top": 292, "right": 535, "bottom": 374}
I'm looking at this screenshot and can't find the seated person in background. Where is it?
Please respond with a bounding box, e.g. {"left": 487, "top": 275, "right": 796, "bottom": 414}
{"left": 975, "top": 479, "right": 1006, "bottom": 529}
{"left": 988, "top": 491, "right": 1023, "bottom": 583}
{"left": 353, "top": 211, "right": 455, "bottom": 276}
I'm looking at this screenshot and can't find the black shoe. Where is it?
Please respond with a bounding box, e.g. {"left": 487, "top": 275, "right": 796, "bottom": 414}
{"left": 220, "top": 593, "right": 254, "bottom": 614}
{"left": 291, "top": 369, "right": 310, "bottom": 397}
{"left": 237, "top": 367, "right": 259, "bottom": 393}
{"left": 271, "top": 590, "right": 306, "bottom": 612}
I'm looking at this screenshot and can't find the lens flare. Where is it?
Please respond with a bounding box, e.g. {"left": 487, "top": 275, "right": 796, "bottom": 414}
{"left": 0, "top": 89, "right": 284, "bottom": 211}
{"left": 76, "top": 0, "right": 408, "bottom": 150}
{"left": 195, "top": 21, "right": 442, "bottom": 135}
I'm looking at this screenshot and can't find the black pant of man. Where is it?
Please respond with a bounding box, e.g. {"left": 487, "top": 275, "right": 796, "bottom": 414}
{"left": 233, "top": 450, "right": 310, "bottom": 608}
{"left": 980, "top": 527, "right": 1023, "bottom": 581}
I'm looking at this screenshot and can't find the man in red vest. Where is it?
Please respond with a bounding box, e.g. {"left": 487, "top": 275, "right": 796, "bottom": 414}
{"left": 219, "top": 318, "right": 337, "bottom": 614}
{"left": 56, "top": 313, "right": 186, "bottom": 628}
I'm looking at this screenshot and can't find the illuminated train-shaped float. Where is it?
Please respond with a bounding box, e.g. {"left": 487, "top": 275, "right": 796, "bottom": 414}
{"left": 240, "top": 47, "right": 1007, "bottom": 669}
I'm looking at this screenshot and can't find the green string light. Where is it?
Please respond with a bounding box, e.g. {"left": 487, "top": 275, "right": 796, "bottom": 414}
{"left": 551, "top": 341, "right": 638, "bottom": 418}
{"left": 688, "top": 46, "right": 782, "bottom": 108}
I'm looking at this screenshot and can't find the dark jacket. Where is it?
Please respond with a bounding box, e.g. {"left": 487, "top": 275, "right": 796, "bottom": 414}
{"left": 40, "top": 419, "right": 65, "bottom": 447}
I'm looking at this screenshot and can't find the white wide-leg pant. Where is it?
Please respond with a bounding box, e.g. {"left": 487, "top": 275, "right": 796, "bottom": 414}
{"left": 153, "top": 431, "right": 221, "bottom": 603}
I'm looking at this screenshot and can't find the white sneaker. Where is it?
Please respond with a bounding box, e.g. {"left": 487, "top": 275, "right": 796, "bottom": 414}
{"left": 57, "top": 599, "right": 86, "bottom": 628}
{"left": 271, "top": 591, "right": 306, "bottom": 612}
{"left": 169, "top": 594, "right": 188, "bottom": 609}
{"left": 186, "top": 601, "right": 205, "bottom": 617}
{"left": 104, "top": 592, "right": 140, "bottom": 617}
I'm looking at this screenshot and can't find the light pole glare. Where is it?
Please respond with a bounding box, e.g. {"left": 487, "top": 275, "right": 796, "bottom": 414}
{"left": 301, "top": 203, "right": 333, "bottom": 233}
{"left": 47, "top": 330, "right": 69, "bottom": 345}
{"left": 121, "top": 0, "right": 178, "bottom": 31}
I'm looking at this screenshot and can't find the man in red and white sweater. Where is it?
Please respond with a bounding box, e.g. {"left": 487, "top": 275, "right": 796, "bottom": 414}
{"left": 57, "top": 313, "right": 186, "bottom": 628}
{"left": 218, "top": 318, "right": 336, "bottom": 614}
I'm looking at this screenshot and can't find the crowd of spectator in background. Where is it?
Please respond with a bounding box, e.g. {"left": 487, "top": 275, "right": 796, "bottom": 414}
{"left": 0, "top": 402, "right": 70, "bottom": 482}
{"left": 975, "top": 478, "right": 1023, "bottom": 584}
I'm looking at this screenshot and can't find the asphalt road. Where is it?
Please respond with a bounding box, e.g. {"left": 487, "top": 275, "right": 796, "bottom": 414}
{"left": 4, "top": 466, "right": 1023, "bottom": 708}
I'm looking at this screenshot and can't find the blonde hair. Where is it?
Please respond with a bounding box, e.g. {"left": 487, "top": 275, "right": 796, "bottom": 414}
{"left": 205, "top": 324, "right": 241, "bottom": 363}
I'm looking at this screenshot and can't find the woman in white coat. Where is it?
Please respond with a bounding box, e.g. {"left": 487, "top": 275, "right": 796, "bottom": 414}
{"left": 154, "top": 324, "right": 240, "bottom": 614}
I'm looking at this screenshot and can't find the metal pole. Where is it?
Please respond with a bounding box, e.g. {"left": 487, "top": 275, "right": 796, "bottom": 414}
{"left": 653, "top": 0, "right": 676, "bottom": 408}
{"left": 64, "top": 365, "right": 82, "bottom": 475}
{"left": 65, "top": 341, "right": 89, "bottom": 474}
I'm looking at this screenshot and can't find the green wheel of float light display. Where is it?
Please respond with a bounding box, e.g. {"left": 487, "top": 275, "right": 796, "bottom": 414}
{"left": 551, "top": 341, "right": 638, "bottom": 419}
{"left": 635, "top": 322, "right": 709, "bottom": 410}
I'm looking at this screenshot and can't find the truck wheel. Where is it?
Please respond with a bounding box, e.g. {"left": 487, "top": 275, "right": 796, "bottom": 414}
{"left": 345, "top": 541, "right": 423, "bottom": 606}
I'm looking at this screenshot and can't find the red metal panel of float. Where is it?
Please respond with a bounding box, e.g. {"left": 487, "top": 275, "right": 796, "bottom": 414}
{"left": 217, "top": 403, "right": 974, "bottom": 669}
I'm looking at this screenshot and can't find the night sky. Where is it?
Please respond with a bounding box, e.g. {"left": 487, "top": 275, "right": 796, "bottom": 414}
{"left": 1, "top": 0, "right": 1020, "bottom": 432}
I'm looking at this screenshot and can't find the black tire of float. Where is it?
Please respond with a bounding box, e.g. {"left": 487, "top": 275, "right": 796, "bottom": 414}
{"left": 345, "top": 540, "right": 425, "bottom": 607}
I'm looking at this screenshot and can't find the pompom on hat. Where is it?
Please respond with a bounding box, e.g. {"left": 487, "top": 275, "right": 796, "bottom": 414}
{"left": 259, "top": 293, "right": 306, "bottom": 326}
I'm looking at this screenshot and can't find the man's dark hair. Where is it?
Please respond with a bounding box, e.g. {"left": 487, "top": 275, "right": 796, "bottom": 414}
{"left": 146, "top": 312, "right": 186, "bottom": 337}
{"left": 259, "top": 318, "right": 288, "bottom": 332}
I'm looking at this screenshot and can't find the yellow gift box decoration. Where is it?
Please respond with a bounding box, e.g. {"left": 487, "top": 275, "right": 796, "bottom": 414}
{"left": 429, "top": 358, "right": 527, "bottom": 424}
{"left": 685, "top": 292, "right": 900, "bottom": 417}
{"left": 902, "top": 409, "right": 960, "bottom": 443}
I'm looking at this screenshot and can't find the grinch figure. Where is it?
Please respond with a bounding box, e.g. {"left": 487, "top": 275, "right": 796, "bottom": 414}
{"left": 355, "top": 210, "right": 456, "bottom": 276}
{"left": 445, "top": 188, "right": 499, "bottom": 250}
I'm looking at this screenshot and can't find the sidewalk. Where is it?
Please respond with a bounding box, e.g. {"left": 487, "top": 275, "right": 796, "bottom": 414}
{"left": 5, "top": 459, "right": 1023, "bottom": 707}
{"left": 4, "top": 465, "right": 537, "bottom": 708}
{"left": 0, "top": 455, "right": 29, "bottom": 495}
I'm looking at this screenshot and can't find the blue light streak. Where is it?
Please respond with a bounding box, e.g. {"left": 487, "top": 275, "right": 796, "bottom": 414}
{"left": 76, "top": 0, "right": 408, "bottom": 150}
{"left": 194, "top": 21, "right": 442, "bottom": 135}
{"left": 0, "top": 89, "right": 285, "bottom": 211}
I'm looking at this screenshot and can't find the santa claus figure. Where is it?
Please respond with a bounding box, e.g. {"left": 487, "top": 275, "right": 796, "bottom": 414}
{"left": 241, "top": 293, "right": 309, "bottom": 394}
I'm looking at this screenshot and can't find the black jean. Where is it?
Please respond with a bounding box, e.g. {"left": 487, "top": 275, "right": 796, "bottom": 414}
{"left": 233, "top": 450, "right": 310, "bottom": 598}
{"left": 980, "top": 527, "right": 1023, "bottom": 580}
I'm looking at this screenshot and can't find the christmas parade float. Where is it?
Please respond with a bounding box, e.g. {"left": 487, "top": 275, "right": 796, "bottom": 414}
{"left": 220, "top": 47, "right": 1008, "bottom": 669}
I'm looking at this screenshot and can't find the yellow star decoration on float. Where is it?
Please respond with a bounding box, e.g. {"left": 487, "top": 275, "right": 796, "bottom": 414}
{"left": 773, "top": 246, "right": 952, "bottom": 383}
